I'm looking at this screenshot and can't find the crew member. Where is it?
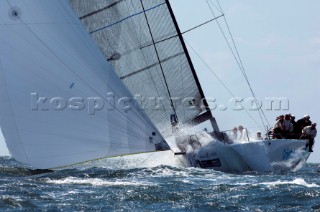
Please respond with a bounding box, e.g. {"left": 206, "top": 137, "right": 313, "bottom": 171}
{"left": 238, "top": 125, "right": 249, "bottom": 141}
{"left": 273, "top": 115, "right": 284, "bottom": 138}
{"left": 231, "top": 127, "right": 238, "bottom": 140}
{"left": 283, "top": 114, "right": 293, "bottom": 138}
{"left": 297, "top": 115, "right": 312, "bottom": 132}
{"left": 255, "top": 131, "right": 263, "bottom": 140}
{"left": 301, "top": 123, "right": 317, "bottom": 152}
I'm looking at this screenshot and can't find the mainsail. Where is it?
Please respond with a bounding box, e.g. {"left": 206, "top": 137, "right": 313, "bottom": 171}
{"left": 68, "top": 0, "right": 218, "bottom": 137}
{"left": 0, "top": 0, "right": 169, "bottom": 169}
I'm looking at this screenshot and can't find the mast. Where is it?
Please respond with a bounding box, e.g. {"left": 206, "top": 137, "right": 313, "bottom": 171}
{"left": 164, "top": 0, "right": 220, "bottom": 133}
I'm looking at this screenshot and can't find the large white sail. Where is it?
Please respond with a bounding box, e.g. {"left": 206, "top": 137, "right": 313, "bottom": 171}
{"left": 0, "top": 0, "right": 169, "bottom": 169}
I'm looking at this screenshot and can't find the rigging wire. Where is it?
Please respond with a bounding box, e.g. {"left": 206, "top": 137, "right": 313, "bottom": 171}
{"left": 205, "top": 0, "right": 271, "bottom": 131}
{"left": 186, "top": 42, "right": 262, "bottom": 127}
{"left": 215, "top": 0, "right": 270, "bottom": 127}
{"left": 181, "top": 15, "right": 224, "bottom": 35}
{"left": 140, "top": 14, "right": 224, "bottom": 49}
{"left": 214, "top": 0, "right": 270, "bottom": 128}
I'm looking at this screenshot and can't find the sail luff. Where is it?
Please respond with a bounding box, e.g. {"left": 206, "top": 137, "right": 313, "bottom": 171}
{"left": 164, "top": 0, "right": 220, "bottom": 132}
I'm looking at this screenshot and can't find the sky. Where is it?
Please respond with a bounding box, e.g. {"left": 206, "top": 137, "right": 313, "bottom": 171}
{"left": 1, "top": 0, "right": 320, "bottom": 162}
{"left": 170, "top": 0, "right": 320, "bottom": 162}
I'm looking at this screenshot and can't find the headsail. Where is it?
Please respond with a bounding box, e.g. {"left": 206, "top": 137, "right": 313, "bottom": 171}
{"left": 0, "top": 0, "right": 169, "bottom": 169}
{"left": 68, "top": 0, "right": 219, "bottom": 137}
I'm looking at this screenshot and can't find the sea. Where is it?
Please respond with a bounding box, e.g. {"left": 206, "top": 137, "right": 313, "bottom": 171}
{"left": 0, "top": 156, "right": 320, "bottom": 211}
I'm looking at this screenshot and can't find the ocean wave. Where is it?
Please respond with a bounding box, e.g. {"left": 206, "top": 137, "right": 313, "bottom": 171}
{"left": 258, "top": 178, "right": 319, "bottom": 188}
{"left": 46, "top": 177, "right": 154, "bottom": 187}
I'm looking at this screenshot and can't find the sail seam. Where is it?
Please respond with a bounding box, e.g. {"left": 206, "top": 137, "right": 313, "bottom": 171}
{"left": 89, "top": 2, "right": 166, "bottom": 34}
{"left": 79, "top": 0, "right": 125, "bottom": 20}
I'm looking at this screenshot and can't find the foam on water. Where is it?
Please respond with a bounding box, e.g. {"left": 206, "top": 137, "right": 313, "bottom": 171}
{"left": 259, "top": 178, "right": 320, "bottom": 188}
{"left": 1, "top": 156, "right": 320, "bottom": 211}
{"left": 46, "top": 177, "right": 152, "bottom": 187}
{"left": 65, "top": 150, "right": 186, "bottom": 171}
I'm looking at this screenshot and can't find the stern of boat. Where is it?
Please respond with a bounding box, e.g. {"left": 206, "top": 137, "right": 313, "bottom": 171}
{"left": 266, "top": 139, "right": 311, "bottom": 172}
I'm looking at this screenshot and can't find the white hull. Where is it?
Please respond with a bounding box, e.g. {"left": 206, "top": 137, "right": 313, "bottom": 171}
{"left": 188, "top": 139, "right": 310, "bottom": 173}
{"left": 50, "top": 137, "right": 309, "bottom": 173}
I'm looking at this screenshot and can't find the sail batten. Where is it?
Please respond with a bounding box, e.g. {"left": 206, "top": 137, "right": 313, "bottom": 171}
{"left": 69, "top": 0, "right": 212, "bottom": 137}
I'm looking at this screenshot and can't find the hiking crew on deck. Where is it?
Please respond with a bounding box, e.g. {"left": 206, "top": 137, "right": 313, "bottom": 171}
{"left": 271, "top": 114, "right": 317, "bottom": 152}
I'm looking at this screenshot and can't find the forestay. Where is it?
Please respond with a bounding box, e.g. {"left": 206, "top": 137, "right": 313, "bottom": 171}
{"left": 0, "top": 0, "right": 169, "bottom": 169}
{"left": 69, "top": 0, "right": 213, "bottom": 137}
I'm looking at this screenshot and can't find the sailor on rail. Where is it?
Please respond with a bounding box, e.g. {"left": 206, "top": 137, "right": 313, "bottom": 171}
{"left": 301, "top": 123, "right": 317, "bottom": 152}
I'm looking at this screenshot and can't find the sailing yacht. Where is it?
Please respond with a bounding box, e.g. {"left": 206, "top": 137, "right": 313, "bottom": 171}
{"left": 0, "top": 0, "right": 310, "bottom": 172}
